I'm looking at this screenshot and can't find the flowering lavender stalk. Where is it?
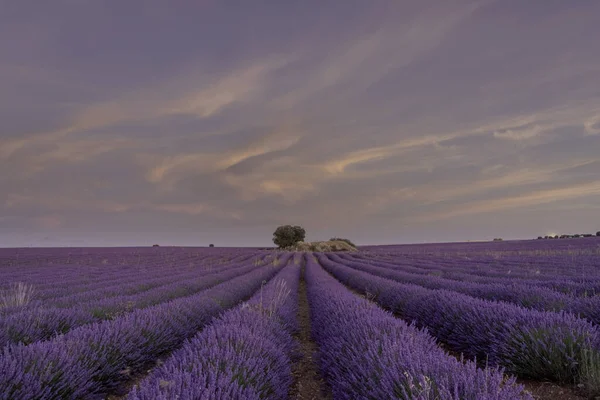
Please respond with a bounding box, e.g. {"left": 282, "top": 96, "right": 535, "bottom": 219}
{"left": 304, "top": 254, "right": 532, "bottom": 399}
{"left": 0, "top": 253, "right": 253, "bottom": 319}
{"left": 0, "top": 258, "right": 272, "bottom": 347}
{"left": 326, "top": 253, "right": 600, "bottom": 325}
{"left": 318, "top": 254, "right": 600, "bottom": 393}
{"left": 344, "top": 251, "right": 600, "bottom": 295}
{"left": 128, "top": 254, "right": 301, "bottom": 400}
{"left": 0, "top": 253, "right": 291, "bottom": 400}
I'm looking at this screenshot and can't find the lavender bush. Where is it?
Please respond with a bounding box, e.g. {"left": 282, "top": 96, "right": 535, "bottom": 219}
{"left": 0, "top": 254, "right": 290, "bottom": 400}
{"left": 317, "top": 254, "right": 600, "bottom": 396}
{"left": 305, "top": 254, "right": 532, "bottom": 400}
{"left": 128, "top": 255, "right": 301, "bottom": 399}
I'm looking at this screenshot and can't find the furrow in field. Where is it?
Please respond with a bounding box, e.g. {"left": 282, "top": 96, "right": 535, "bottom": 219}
{"left": 352, "top": 255, "right": 600, "bottom": 290}
{"left": 345, "top": 253, "right": 600, "bottom": 295}
{"left": 316, "top": 254, "right": 600, "bottom": 398}
{"left": 125, "top": 253, "right": 301, "bottom": 400}
{"left": 325, "top": 253, "right": 600, "bottom": 325}
{"left": 0, "top": 254, "right": 263, "bottom": 316}
{"left": 304, "top": 254, "right": 532, "bottom": 399}
{"left": 0, "top": 253, "right": 291, "bottom": 400}
{"left": 0, "top": 255, "right": 279, "bottom": 347}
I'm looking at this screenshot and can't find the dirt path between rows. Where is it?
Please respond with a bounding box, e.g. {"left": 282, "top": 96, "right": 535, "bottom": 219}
{"left": 318, "top": 258, "right": 589, "bottom": 400}
{"left": 288, "top": 262, "right": 333, "bottom": 400}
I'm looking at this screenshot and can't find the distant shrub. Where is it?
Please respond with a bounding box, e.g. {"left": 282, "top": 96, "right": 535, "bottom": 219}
{"left": 597, "top": 231, "right": 600, "bottom": 237}
{"left": 493, "top": 238, "right": 503, "bottom": 241}
{"left": 152, "top": 244, "right": 159, "bottom": 247}
{"left": 537, "top": 236, "right": 543, "bottom": 240}
{"left": 273, "top": 225, "right": 306, "bottom": 249}
{"left": 330, "top": 237, "right": 357, "bottom": 248}
{"left": 209, "top": 244, "right": 215, "bottom": 248}
{"left": 0, "top": 282, "right": 34, "bottom": 309}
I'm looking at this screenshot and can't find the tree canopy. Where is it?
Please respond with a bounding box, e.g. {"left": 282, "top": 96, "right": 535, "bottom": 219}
{"left": 273, "top": 225, "right": 306, "bottom": 248}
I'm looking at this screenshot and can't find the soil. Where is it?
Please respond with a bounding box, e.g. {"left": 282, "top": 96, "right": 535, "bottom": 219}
{"left": 288, "top": 263, "right": 333, "bottom": 400}
{"left": 518, "top": 379, "right": 589, "bottom": 400}
{"left": 103, "top": 357, "right": 166, "bottom": 400}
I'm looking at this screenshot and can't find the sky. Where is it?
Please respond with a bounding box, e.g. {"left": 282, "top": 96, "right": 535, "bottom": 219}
{"left": 1, "top": 0, "right": 600, "bottom": 247}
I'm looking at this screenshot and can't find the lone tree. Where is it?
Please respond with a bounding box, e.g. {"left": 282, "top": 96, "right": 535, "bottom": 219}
{"left": 273, "top": 225, "right": 306, "bottom": 248}
{"left": 597, "top": 231, "right": 600, "bottom": 237}
{"left": 209, "top": 244, "right": 215, "bottom": 248}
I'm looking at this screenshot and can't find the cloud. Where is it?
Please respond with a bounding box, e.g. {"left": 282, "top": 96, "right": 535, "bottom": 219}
{"left": 0, "top": 56, "right": 290, "bottom": 161}
{"left": 415, "top": 180, "right": 600, "bottom": 222}
{"left": 144, "top": 129, "right": 302, "bottom": 189}
{"left": 419, "top": 159, "right": 600, "bottom": 205}
{"left": 23, "top": 137, "right": 136, "bottom": 175}
{"left": 152, "top": 202, "right": 243, "bottom": 220}
{"left": 270, "top": 0, "right": 486, "bottom": 112}
{"left": 4, "top": 193, "right": 131, "bottom": 213}
{"left": 493, "top": 124, "right": 543, "bottom": 140}
{"left": 584, "top": 114, "right": 600, "bottom": 135}
{"left": 2, "top": 1, "right": 600, "bottom": 245}
{"left": 2, "top": 192, "right": 247, "bottom": 224}
{"left": 322, "top": 146, "right": 394, "bottom": 175}
{"left": 33, "top": 214, "right": 64, "bottom": 229}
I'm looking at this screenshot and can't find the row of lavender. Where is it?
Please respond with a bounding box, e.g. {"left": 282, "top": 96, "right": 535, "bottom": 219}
{"left": 318, "top": 254, "right": 600, "bottom": 397}
{"left": 360, "top": 237, "right": 600, "bottom": 255}
{"left": 1, "top": 247, "right": 533, "bottom": 399}
{"left": 5, "top": 252, "right": 263, "bottom": 306}
{"left": 0, "top": 254, "right": 276, "bottom": 347}
{"left": 304, "top": 254, "right": 531, "bottom": 399}
{"left": 128, "top": 254, "right": 303, "bottom": 399}
{"left": 328, "top": 253, "right": 600, "bottom": 324}
{"left": 0, "top": 250, "right": 275, "bottom": 316}
{"left": 0, "top": 253, "right": 256, "bottom": 313}
{"left": 123, "top": 253, "right": 531, "bottom": 399}
{"left": 0, "top": 252, "right": 291, "bottom": 399}
{"left": 352, "top": 251, "right": 600, "bottom": 290}
{"left": 0, "top": 248, "right": 258, "bottom": 291}
{"left": 344, "top": 252, "right": 600, "bottom": 293}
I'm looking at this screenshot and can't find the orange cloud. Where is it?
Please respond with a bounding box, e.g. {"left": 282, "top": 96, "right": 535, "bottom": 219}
{"left": 415, "top": 180, "right": 600, "bottom": 222}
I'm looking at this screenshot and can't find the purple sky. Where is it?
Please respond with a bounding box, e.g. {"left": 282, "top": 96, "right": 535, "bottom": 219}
{"left": 1, "top": 1, "right": 600, "bottom": 247}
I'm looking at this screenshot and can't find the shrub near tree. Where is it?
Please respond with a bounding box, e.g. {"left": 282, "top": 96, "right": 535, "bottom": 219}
{"left": 273, "top": 225, "right": 306, "bottom": 249}
{"left": 330, "top": 237, "right": 357, "bottom": 248}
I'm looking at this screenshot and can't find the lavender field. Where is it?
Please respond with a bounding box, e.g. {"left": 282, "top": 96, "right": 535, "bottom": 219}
{"left": 1, "top": 239, "right": 600, "bottom": 399}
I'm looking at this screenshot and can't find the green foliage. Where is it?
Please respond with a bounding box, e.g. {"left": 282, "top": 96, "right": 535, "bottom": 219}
{"left": 580, "top": 347, "right": 600, "bottom": 397}
{"left": 272, "top": 225, "right": 306, "bottom": 248}
{"left": 330, "top": 237, "right": 357, "bottom": 248}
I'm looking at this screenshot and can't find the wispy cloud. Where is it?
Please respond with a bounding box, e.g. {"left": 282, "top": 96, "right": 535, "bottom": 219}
{"left": 493, "top": 124, "right": 543, "bottom": 140}
{"left": 415, "top": 180, "right": 600, "bottom": 222}
{"left": 0, "top": 56, "right": 290, "bottom": 161}
{"left": 584, "top": 114, "right": 600, "bottom": 135}
{"left": 2, "top": 0, "right": 600, "bottom": 245}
